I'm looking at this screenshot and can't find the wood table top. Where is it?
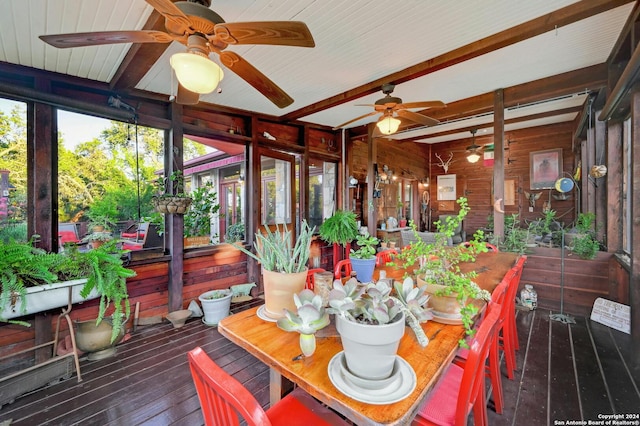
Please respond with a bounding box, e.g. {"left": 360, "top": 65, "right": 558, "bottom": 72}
{"left": 218, "top": 251, "right": 520, "bottom": 425}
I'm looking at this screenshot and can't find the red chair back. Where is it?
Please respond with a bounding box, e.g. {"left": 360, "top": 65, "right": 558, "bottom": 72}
{"left": 188, "top": 346, "right": 273, "bottom": 426}
{"left": 333, "top": 259, "right": 352, "bottom": 280}
{"left": 306, "top": 268, "right": 325, "bottom": 290}
{"left": 375, "top": 249, "right": 398, "bottom": 267}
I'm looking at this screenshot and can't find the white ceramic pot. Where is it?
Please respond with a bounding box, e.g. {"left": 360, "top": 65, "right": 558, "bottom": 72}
{"left": 199, "top": 289, "right": 233, "bottom": 325}
{"left": 335, "top": 312, "right": 405, "bottom": 380}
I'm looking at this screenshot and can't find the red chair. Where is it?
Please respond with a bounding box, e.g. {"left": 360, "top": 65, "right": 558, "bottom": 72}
{"left": 500, "top": 256, "right": 527, "bottom": 378}
{"left": 187, "top": 347, "right": 349, "bottom": 426}
{"left": 306, "top": 268, "right": 325, "bottom": 290}
{"left": 454, "top": 276, "right": 509, "bottom": 414}
{"left": 333, "top": 259, "right": 352, "bottom": 280}
{"left": 375, "top": 249, "right": 398, "bottom": 267}
{"left": 412, "top": 305, "right": 501, "bottom": 426}
{"left": 460, "top": 241, "right": 499, "bottom": 252}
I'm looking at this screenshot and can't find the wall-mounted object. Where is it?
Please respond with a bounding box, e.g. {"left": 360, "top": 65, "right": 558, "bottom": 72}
{"left": 530, "top": 148, "right": 562, "bottom": 190}
{"left": 437, "top": 174, "right": 456, "bottom": 201}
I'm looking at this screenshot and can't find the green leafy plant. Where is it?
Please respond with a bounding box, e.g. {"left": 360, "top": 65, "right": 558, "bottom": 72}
{"left": 224, "top": 222, "right": 245, "bottom": 243}
{"left": 184, "top": 182, "right": 220, "bottom": 237}
{"left": 234, "top": 220, "right": 315, "bottom": 273}
{"left": 318, "top": 210, "right": 359, "bottom": 246}
{"left": 568, "top": 212, "right": 600, "bottom": 259}
{"left": 395, "top": 197, "right": 490, "bottom": 343}
{"left": 349, "top": 233, "right": 379, "bottom": 259}
{"left": 82, "top": 231, "right": 113, "bottom": 243}
{"left": 0, "top": 239, "right": 135, "bottom": 342}
{"left": 327, "top": 277, "right": 432, "bottom": 347}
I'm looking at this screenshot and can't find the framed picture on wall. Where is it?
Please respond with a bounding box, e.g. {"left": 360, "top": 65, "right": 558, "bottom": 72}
{"left": 530, "top": 149, "right": 562, "bottom": 190}
{"left": 437, "top": 174, "right": 456, "bottom": 200}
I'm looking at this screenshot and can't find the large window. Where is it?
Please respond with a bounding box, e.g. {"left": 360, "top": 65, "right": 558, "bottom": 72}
{"left": 0, "top": 98, "right": 27, "bottom": 242}
{"left": 308, "top": 158, "right": 337, "bottom": 230}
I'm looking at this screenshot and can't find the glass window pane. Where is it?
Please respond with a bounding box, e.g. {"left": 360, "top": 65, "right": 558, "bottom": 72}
{"left": 261, "top": 155, "right": 291, "bottom": 224}
{"left": 0, "top": 98, "right": 27, "bottom": 242}
{"left": 308, "top": 158, "right": 336, "bottom": 230}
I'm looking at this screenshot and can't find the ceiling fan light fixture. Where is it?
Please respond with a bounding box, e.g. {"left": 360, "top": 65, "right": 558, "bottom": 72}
{"left": 466, "top": 152, "right": 481, "bottom": 163}
{"left": 376, "top": 114, "right": 401, "bottom": 135}
{"left": 170, "top": 51, "right": 224, "bottom": 94}
{"left": 466, "top": 128, "right": 481, "bottom": 163}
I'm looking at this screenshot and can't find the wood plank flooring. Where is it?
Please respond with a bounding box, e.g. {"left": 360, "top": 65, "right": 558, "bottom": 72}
{"left": 0, "top": 304, "right": 638, "bottom": 425}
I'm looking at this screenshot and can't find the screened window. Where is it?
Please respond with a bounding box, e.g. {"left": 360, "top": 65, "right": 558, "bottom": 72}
{"left": 308, "top": 158, "right": 337, "bottom": 230}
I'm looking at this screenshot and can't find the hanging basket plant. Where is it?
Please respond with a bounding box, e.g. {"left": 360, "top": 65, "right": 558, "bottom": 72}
{"left": 151, "top": 171, "right": 192, "bottom": 215}
{"left": 152, "top": 196, "right": 192, "bottom": 214}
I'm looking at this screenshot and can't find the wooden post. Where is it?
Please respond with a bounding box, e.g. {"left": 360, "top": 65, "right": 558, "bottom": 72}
{"left": 167, "top": 103, "right": 185, "bottom": 313}
{"left": 493, "top": 89, "right": 505, "bottom": 241}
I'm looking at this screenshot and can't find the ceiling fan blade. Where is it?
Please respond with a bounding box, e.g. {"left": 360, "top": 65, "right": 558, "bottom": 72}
{"left": 332, "top": 111, "right": 380, "bottom": 130}
{"left": 39, "top": 30, "right": 175, "bottom": 48}
{"left": 396, "top": 109, "right": 440, "bottom": 126}
{"left": 213, "top": 22, "right": 315, "bottom": 47}
{"left": 177, "top": 84, "right": 199, "bottom": 105}
{"left": 145, "top": 0, "right": 193, "bottom": 32}
{"left": 397, "top": 101, "right": 445, "bottom": 109}
{"left": 219, "top": 51, "right": 293, "bottom": 108}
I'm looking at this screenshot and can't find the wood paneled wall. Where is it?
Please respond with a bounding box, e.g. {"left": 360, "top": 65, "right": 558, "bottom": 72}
{"left": 429, "top": 122, "right": 576, "bottom": 235}
{"left": 520, "top": 247, "right": 613, "bottom": 316}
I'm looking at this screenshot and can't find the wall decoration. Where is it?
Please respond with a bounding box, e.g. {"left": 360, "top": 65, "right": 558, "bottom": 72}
{"left": 437, "top": 174, "right": 456, "bottom": 201}
{"left": 530, "top": 148, "right": 562, "bottom": 190}
{"left": 504, "top": 179, "right": 515, "bottom": 206}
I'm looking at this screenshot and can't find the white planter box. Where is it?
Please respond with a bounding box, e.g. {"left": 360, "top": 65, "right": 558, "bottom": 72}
{"left": 1, "top": 279, "right": 100, "bottom": 320}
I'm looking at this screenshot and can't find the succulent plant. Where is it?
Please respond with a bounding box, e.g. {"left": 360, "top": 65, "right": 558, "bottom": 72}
{"left": 276, "top": 289, "right": 330, "bottom": 357}
{"left": 327, "top": 277, "right": 432, "bottom": 347}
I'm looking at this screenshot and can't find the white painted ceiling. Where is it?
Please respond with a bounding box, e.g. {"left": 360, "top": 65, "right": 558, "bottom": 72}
{"left": 0, "top": 0, "right": 634, "bottom": 143}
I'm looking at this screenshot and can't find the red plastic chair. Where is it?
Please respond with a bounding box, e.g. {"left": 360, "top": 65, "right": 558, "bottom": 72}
{"left": 454, "top": 276, "right": 509, "bottom": 414}
{"left": 306, "top": 268, "right": 325, "bottom": 290}
{"left": 412, "top": 305, "right": 501, "bottom": 426}
{"left": 333, "top": 259, "right": 352, "bottom": 280}
{"left": 500, "top": 255, "right": 527, "bottom": 378}
{"left": 460, "top": 241, "right": 499, "bottom": 252}
{"left": 187, "top": 347, "right": 349, "bottom": 426}
{"left": 375, "top": 249, "right": 398, "bottom": 267}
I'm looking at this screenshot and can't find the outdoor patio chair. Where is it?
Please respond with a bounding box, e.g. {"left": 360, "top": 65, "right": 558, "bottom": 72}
{"left": 187, "top": 346, "right": 350, "bottom": 426}
{"left": 412, "top": 304, "right": 500, "bottom": 426}
{"left": 121, "top": 222, "right": 149, "bottom": 241}
{"left": 121, "top": 224, "right": 162, "bottom": 251}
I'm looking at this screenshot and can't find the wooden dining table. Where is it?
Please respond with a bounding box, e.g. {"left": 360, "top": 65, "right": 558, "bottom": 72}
{"left": 218, "top": 251, "right": 520, "bottom": 425}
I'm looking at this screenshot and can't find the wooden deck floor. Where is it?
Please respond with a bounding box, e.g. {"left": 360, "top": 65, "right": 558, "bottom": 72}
{"left": 1, "top": 304, "right": 638, "bottom": 425}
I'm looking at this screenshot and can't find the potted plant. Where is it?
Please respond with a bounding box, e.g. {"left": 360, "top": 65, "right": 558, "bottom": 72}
{"left": 85, "top": 209, "right": 116, "bottom": 233}
{"left": 1, "top": 239, "right": 135, "bottom": 344}
{"left": 566, "top": 212, "right": 600, "bottom": 259}
{"left": 276, "top": 289, "right": 330, "bottom": 356}
{"left": 349, "top": 232, "right": 379, "bottom": 283}
{"left": 81, "top": 230, "right": 113, "bottom": 249}
{"left": 326, "top": 277, "right": 432, "bottom": 380}
{"left": 234, "top": 220, "right": 314, "bottom": 320}
{"left": 199, "top": 288, "right": 233, "bottom": 326}
{"left": 184, "top": 182, "right": 220, "bottom": 247}
{"left": 318, "top": 209, "right": 359, "bottom": 265}
{"left": 396, "top": 197, "right": 490, "bottom": 342}
{"left": 151, "top": 170, "right": 193, "bottom": 214}
{"left": 224, "top": 222, "right": 245, "bottom": 243}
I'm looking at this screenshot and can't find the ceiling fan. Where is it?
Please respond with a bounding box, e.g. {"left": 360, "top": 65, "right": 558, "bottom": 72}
{"left": 38, "top": 0, "right": 315, "bottom": 107}
{"left": 333, "top": 83, "right": 445, "bottom": 136}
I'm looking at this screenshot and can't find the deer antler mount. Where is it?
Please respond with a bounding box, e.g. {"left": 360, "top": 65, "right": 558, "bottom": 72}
{"left": 435, "top": 152, "right": 454, "bottom": 173}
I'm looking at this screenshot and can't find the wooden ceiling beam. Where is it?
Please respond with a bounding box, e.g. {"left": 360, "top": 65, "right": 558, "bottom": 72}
{"left": 109, "top": 3, "right": 177, "bottom": 93}
{"left": 282, "top": 0, "right": 632, "bottom": 122}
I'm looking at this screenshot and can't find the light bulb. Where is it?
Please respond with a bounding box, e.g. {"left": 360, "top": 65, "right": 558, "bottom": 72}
{"left": 376, "top": 115, "right": 401, "bottom": 135}
{"left": 170, "top": 52, "right": 224, "bottom": 94}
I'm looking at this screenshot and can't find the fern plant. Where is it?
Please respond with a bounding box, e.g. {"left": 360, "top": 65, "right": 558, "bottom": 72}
{"left": 1, "top": 238, "right": 136, "bottom": 342}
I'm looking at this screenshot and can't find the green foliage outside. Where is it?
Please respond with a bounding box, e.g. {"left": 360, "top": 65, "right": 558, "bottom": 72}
{"left": 0, "top": 102, "right": 209, "bottom": 231}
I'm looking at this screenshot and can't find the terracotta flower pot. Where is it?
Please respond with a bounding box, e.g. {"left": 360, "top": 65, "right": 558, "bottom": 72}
{"left": 262, "top": 268, "right": 307, "bottom": 320}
